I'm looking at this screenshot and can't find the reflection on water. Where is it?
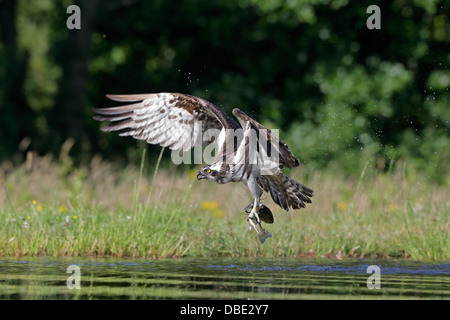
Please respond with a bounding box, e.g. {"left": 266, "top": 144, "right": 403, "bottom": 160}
{"left": 0, "top": 257, "right": 448, "bottom": 299}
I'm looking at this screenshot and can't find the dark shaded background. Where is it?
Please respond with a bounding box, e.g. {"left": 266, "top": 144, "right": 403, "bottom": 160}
{"left": 0, "top": 0, "right": 448, "bottom": 181}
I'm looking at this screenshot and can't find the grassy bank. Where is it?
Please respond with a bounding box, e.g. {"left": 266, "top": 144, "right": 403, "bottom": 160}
{"left": 0, "top": 152, "right": 448, "bottom": 260}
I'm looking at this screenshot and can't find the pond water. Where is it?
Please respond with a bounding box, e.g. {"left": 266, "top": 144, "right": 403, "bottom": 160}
{"left": 0, "top": 257, "right": 448, "bottom": 300}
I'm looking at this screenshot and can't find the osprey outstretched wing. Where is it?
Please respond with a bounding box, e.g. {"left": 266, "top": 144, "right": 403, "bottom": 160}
{"left": 94, "top": 93, "right": 313, "bottom": 243}
{"left": 94, "top": 93, "right": 239, "bottom": 151}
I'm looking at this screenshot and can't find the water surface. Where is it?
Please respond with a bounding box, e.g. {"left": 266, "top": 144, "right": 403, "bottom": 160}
{"left": 0, "top": 257, "right": 448, "bottom": 299}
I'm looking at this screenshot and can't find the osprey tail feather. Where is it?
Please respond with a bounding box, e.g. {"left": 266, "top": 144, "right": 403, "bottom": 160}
{"left": 257, "top": 172, "right": 314, "bottom": 211}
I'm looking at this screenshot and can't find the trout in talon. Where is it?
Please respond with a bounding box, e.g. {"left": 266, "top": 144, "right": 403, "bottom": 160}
{"left": 248, "top": 215, "right": 272, "bottom": 244}
{"left": 244, "top": 203, "right": 274, "bottom": 224}
{"left": 245, "top": 202, "right": 273, "bottom": 244}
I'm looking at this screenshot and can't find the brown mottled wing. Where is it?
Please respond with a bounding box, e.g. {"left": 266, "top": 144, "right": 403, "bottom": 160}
{"left": 256, "top": 172, "right": 313, "bottom": 211}
{"left": 232, "top": 108, "right": 299, "bottom": 169}
{"left": 93, "top": 93, "right": 239, "bottom": 151}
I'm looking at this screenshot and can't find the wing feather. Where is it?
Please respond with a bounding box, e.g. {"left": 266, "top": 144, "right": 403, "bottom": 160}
{"left": 256, "top": 173, "right": 313, "bottom": 211}
{"left": 94, "top": 93, "right": 239, "bottom": 152}
{"left": 232, "top": 108, "right": 299, "bottom": 169}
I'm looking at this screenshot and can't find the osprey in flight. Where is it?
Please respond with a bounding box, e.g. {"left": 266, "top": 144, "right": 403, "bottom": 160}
{"left": 94, "top": 93, "right": 313, "bottom": 243}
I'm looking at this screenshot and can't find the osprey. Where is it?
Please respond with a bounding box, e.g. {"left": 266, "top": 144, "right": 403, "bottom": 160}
{"left": 94, "top": 93, "right": 313, "bottom": 243}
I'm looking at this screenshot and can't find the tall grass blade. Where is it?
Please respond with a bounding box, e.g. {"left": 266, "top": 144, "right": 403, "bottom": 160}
{"left": 133, "top": 148, "right": 147, "bottom": 220}
{"left": 141, "top": 147, "right": 165, "bottom": 226}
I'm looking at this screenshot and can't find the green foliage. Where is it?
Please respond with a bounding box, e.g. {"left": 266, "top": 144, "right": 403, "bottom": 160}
{"left": 0, "top": 0, "right": 448, "bottom": 182}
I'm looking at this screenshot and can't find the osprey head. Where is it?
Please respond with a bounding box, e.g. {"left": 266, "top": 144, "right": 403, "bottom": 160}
{"left": 197, "top": 166, "right": 218, "bottom": 182}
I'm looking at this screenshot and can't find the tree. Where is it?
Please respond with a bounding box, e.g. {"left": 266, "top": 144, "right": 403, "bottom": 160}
{"left": 0, "top": 0, "right": 33, "bottom": 157}
{"left": 50, "top": 0, "right": 100, "bottom": 147}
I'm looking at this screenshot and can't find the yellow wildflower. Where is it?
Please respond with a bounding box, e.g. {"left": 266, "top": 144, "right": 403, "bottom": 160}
{"left": 201, "top": 201, "right": 218, "bottom": 211}
{"left": 201, "top": 201, "right": 224, "bottom": 218}
{"left": 73, "top": 215, "right": 78, "bottom": 220}
{"left": 389, "top": 204, "right": 398, "bottom": 212}
{"left": 337, "top": 202, "right": 347, "bottom": 211}
{"left": 58, "top": 205, "right": 68, "bottom": 213}
{"left": 26, "top": 216, "right": 31, "bottom": 220}
{"left": 31, "top": 200, "right": 44, "bottom": 212}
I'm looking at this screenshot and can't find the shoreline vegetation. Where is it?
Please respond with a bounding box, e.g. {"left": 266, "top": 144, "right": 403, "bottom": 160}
{"left": 0, "top": 151, "right": 448, "bottom": 261}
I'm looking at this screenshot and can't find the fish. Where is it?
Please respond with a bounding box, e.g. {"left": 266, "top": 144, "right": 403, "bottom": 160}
{"left": 244, "top": 203, "right": 274, "bottom": 244}
{"left": 248, "top": 215, "right": 272, "bottom": 244}
{"left": 244, "top": 203, "right": 274, "bottom": 224}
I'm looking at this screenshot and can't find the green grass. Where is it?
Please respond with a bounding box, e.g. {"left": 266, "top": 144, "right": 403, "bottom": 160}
{"left": 0, "top": 152, "right": 448, "bottom": 260}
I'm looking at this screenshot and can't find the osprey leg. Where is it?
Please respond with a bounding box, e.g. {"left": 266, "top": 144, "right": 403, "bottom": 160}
{"left": 246, "top": 176, "right": 263, "bottom": 223}
{"left": 244, "top": 175, "right": 272, "bottom": 243}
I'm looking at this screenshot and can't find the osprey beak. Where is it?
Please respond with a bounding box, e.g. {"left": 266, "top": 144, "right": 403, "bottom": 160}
{"left": 197, "top": 172, "right": 205, "bottom": 180}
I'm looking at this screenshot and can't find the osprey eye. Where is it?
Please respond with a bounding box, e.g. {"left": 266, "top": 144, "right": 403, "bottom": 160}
{"left": 207, "top": 169, "right": 211, "bottom": 173}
